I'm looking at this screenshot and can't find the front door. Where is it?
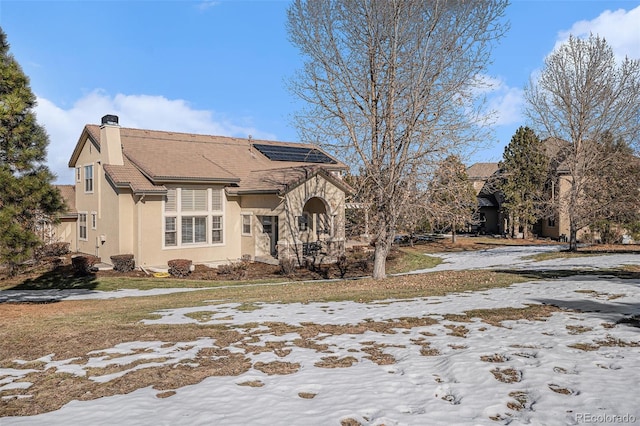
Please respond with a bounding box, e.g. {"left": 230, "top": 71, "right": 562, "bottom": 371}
{"left": 260, "top": 216, "right": 279, "bottom": 256}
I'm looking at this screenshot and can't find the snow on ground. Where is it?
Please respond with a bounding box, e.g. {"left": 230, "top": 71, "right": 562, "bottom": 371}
{"left": 1, "top": 246, "right": 640, "bottom": 425}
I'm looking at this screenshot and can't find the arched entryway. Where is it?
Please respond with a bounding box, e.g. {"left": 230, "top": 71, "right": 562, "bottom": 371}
{"left": 300, "top": 196, "right": 332, "bottom": 240}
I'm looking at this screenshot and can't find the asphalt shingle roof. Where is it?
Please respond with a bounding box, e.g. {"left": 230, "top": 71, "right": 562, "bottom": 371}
{"left": 81, "top": 125, "right": 347, "bottom": 194}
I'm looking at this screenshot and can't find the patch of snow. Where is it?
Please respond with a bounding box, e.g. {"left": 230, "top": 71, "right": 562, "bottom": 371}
{"left": 2, "top": 247, "right": 639, "bottom": 425}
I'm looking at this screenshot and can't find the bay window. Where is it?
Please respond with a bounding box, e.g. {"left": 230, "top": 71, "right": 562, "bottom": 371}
{"left": 163, "top": 187, "right": 225, "bottom": 247}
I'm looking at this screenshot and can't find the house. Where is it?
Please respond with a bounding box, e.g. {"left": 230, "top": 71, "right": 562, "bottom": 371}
{"left": 37, "top": 184, "right": 77, "bottom": 251}
{"left": 65, "top": 115, "right": 351, "bottom": 268}
{"left": 467, "top": 138, "right": 573, "bottom": 240}
{"left": 466, "top": 162, "right": 503, "bottom": 235}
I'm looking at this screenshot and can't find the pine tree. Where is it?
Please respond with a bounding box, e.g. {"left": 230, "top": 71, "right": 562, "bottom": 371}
{"left": 498, "top": 126, "right": 549, "bottom": 238}
{"left": 428, "top": 155, "right": 478, "bottom": 243}
{"left": 0, "top": 28, "right": 63, "bottom": 274}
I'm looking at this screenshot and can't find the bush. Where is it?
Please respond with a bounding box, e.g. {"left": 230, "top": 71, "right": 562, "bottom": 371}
{"left": 71, "top": 255, "right": 99, "bottom": 276}
{"left": 35, "top": 242, "right": 70, "bottom": 260}
{"left": 168, "top": 259, "right": 192, "bottom": 278}
{"left": 279, "top": 257, "right": 297, "bottom": 277}
{"left": 336, "top": 254, "right": 349, "bottom": 278}
{"left": 111, "top": 254, "right": 135, "bottom": 273}
{"left": 217, "top": 261, "right": 248, "bottom": 280}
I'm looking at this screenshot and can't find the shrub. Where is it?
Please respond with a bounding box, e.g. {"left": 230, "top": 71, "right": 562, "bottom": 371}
{"left": 35, "top": 242, "right": 70, "bottom": 260}
{"left": 336, "top": 254, "right": 349, "bottom": 278}
{"left": 110, "top": 254, "right": 135, "bottom": 273}
{"left": 168, "top": 259, "right": 192, "bottom": 278}
{"left": 71, "top": 255, "right": 99, "bottom": 276}
{"left": 279, "top": 257, "right": 297, "bottom": 277}
{"left": 217, "top": 261, "right": 248, "bottom": 280}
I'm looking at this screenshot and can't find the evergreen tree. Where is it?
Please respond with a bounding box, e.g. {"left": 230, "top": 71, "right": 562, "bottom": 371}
{"left": 428, "top": 155, "right": 477, "bottom": 243}
{"left": 0, "top": 28, "right": 63, "bottom": 274}
{"left": 498, "top": 126, "right": 549, "bottom": 238}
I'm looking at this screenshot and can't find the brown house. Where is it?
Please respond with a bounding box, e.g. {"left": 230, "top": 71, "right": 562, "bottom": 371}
{"left": 62, "top": 115, "right": 351, "bottom": 268}
{"left": 466, "top": 162, "right": 503, "bottom": 235}
{"left": 467, "top": 138, "right": 574, "bottom": 240}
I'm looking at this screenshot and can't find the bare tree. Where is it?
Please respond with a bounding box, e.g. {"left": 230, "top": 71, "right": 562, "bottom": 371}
{"left": 582, "top": 133, "right": 640, "bottom": 243}
{"left": 287, "top": 0, "right": 508, "bottom": 278}
{"left": 525, "top": 35, "right": 640, "bottom": 251}
{"left": 428, "top": 155, "right": 478, "bottom": 243}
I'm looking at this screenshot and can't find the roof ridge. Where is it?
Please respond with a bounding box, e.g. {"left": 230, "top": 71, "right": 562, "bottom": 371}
{"left": 85, "top": 123, "right": 312, "bottom": 147}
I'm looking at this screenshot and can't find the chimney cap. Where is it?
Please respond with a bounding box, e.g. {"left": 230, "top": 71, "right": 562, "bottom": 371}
{"left": 101, "top": 114, "right": 119, "bottom": 126}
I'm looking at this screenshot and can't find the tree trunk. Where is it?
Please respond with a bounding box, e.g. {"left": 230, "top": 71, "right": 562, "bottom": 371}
{"left": 372, "top": 243, "right": 389, "bottom": 279}
{"left": 451, "top": 222, "right": 457, "bottom": 243}
{"left": 569, "top": 223, "right": 578, "bottom": 252}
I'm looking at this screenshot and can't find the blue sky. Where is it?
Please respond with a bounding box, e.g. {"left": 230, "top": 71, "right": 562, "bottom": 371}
{"left": 1, "top": 0, "right": 639, "bottom": 184}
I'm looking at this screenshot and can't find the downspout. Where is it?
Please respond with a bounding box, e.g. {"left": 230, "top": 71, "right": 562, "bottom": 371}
{"left": 137, "top": 193, "right": 145, "bottom": 267}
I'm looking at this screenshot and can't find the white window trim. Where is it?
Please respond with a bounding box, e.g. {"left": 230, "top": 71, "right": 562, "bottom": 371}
{"left": 241, "top": 213, "right": 253, "bottom": 236}
{"left": 78, "top": 211, "right": 88, "bottom": 241}
{"left": 90, "top": 211, "right": 97, "bottom": 230}
{"left": 162, "top": 187, "right": 226, "bottom": 249}
{"left": 211, "top": 214, "right": 224, "bottom": 244}
{"left": 164, "top": 216, "right": 177, "bottom": 247}
{"left": 83, "top": 163, "right": 94, "bottom": 194}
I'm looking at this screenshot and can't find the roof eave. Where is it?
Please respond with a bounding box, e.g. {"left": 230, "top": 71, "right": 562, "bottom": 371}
{"left": 153, "top": 177, "right": 241, "bottom": 185}
{"left": 68, "top": 126, "right": 100, "bottom": 167}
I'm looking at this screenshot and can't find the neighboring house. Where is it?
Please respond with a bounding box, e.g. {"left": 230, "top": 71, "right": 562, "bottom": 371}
{"left": 466, "top": 162, "right": 503, "bottom": 235}
{"left": 66, "top": 115, "right": 351, "bottom": 267}
{"left": 467, "top": 138, "right": 572, "bottom": 240}
{"left": 37, "top": 184, "right": 77, "bottom": 251}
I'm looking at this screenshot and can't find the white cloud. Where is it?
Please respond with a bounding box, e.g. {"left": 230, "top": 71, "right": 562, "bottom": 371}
{"left": 474, "top": 75, "right": 525, "bottom": 127}
{"left": 34, "top": 90, "right": 276, "bottom": 184}
{"left": 196, "top": 1, "right": 220, "bottom": 12}
{"left": 555, "top": 6, "right": 640, "bottom": 60}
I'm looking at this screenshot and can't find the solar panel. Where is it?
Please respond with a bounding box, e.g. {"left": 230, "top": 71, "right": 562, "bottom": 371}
{"left": 253, "top": 143, "right": 337, "bottom": 164}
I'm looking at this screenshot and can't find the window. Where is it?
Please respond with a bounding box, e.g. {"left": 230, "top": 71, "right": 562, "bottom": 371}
{"left": 548, "top": 217, "right": 556, "bottom": 227}
{"left": 298, "top": 214, "right": 309, "bottom": 232}
{"left": 182, "top": 216, "right": 207, "bottom": 244}
{"left": 76, "top": 167, "right": 81, "bottom": 182}
{"left": 212, "top": 216, "right": 223, "bottom": 243}
{"left": 165, "top": 217, "right": 177, "bottom": 246}
{"left": 261, "top": 216, "right": 273, "bottom": 234}
{"left": 79, "top": 213, "right": 87, "bottom": 240}
{"left": 241, "top": 214, "right": 252, "bottom": 236}
{"left": 84, "top": 165, "right": 93, "bottom": 193}
{"left": 181, "top": 188, "right": 207, "bottom": 211}
{"left": 91, "top": 212, "right": 97, "bottom": 229}
{"left": 163, "top": 187, "right": 225, "bottom": 248}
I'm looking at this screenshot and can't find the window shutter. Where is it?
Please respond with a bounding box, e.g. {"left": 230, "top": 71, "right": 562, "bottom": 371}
{"left": 165, "top": 189, "right": 176, "bottom": 212}
{"left": 181, "top": 189, "right": 207, "bottom": 211}
{"left": 211, "top": 189, "right": 222, "bottom": 211}
{"left": 194, "top": 189, "right": 207, "bottom": 211}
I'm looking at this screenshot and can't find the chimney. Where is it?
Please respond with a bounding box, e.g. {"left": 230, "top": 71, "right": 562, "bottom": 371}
{"left": 100, "top": 114, "right": 124, "bottom": 166}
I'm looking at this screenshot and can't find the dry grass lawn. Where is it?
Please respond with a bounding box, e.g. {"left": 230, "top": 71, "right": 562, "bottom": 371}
{"left": 2, "top": 238, "right": 638, "bottom": 417}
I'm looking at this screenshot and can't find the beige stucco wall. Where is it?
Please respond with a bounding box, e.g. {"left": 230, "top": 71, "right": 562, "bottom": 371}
{"left": 282, "top": 175, "right": 346, "bottom": 241}
{"left": 73, "top": 137, "right": 103, "bottom": 257}
{"left": 53, "top": 218, "right": 77, "bottom": 252}
{"left": 239, "top": 194, "right": 283, "bottom": 258}
{"left": 237, "top": 175, "right": 348, "bottom": 260}
{"left": 134, "top": 186, "right": 243, "bottom": 267}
